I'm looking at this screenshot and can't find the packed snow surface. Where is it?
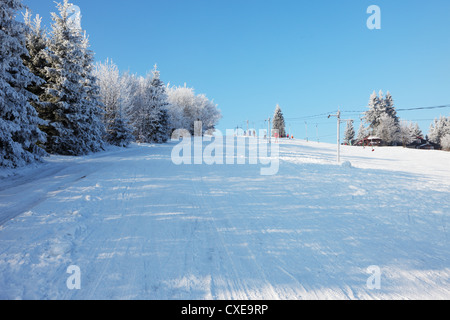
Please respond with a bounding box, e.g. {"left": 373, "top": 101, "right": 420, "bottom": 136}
{"left": 1, "top": 139, "right": 449, "bottom": 300}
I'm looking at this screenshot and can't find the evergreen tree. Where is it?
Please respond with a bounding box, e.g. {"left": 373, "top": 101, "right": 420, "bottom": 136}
{"left": 22, "top": 10, "right": 50, "bottom": 118}
{"left": 409, "top": 122, "right": 423, "bottom": 140}
{"left": 441, "top": 134, "right": 450, "bottom": 151}
{"left": 428, "top": 116, "right": 450, "bottom": 147}
{"left": 22, "top": 10, "right": 58, "bottom": 146}
{"left": 0, "top": 0, "right": 46, "bottom": 167}
{"left": 79, "top": 32, "right": 105, "bottom": 152}
{"left": 148, "top": 66, "right": 170, "bottom": 143}
{"left": 363, "top": 91, "right": 382, "bottom": 131}
{"left": 428, "top": 119, "right": 439, "bottom": 144}
{"left": 344, "top": 121, "right": 355, "bottom": 145}
{"left": 127, "top": 76, "right": 147, "bottom": 143}
{"left": 43, "top": 0, "right": 104, "bottom": 155}
{"left": 364, "top": 90, "right": 400, "bottom": 145}
{"left": 128, "top": 66, "right": 170, "bottom": 143}
{"left": 95, "top": 59, "right": 134, "bottom": 147}
{"left": 383, "top": 91, "right": 399, "bottom": 125}
{"left": 272, "top": 104, "right": 286, "bottom": 137}
{"left": 398, "top": 121, "right": 413, "bottom": 147}
{"left": 364, "top": 91, "right": 399, "bottom": 130}
{"left": 376, "top": 114, "right": 399, "bottom": 145}
{"left": 356, "top": 122, "right": 368, "bottom": 142}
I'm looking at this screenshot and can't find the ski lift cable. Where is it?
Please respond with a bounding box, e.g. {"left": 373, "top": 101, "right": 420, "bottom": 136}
{"left": 285, "top": 110, "right": 339, "bottom": 121}
{"left": 340, "top": 104, "right": 450, "bottom": 114}
{"left": 251, "top": 104, "right": 449, "bottom": 129}
{"left": 396, "top": 104, "right": 450, "bottom": 111}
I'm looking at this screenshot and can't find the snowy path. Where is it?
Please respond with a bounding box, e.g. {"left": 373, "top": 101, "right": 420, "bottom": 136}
{"left": 0, "top": 140, "right": 449, "bottom": 299}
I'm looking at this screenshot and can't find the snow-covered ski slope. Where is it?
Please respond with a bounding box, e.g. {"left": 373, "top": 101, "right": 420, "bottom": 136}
{"left": 1, "top": 139, "right": 449, "bottom": 300}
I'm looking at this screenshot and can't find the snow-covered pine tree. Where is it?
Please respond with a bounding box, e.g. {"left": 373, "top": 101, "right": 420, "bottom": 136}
{"left": 157, "top": 107, "right": 170, "bottom": 142}
{"left": 356, "top": 122, "right": 368, "bottom": 143}
{"left": 148, "top": 65, "right": 170, "bottom": 143}
{"left": 383, "top": 91, "right": 399, "bottom": 125}
{"left": 22, "top": 10, "right": 49, "bottom": 117}
{"left": 95, "top": 59, "right": 134, "bottom": 147}
{"left": 121, "top": 72, "right": 139, "bottom": 122}
{"left": 363, "top": 91, "right": 382, "bottom": 131}
{"left": 441, "top": 134, "right": 450, "bottom": 151}
{"left": 382, "top": 91, "right": 400, "bottom": 144}
{"left": 79, "top": 32, "right": 105, "bottom": 152}
{"left": 409, "top": 122, "right": 423, "bottom": 140}
{"left": 376, "top": 114, "right": 399, "bottom": 146}
{"left": 364, "top": 90, "right": 400, "bottom": 145}
{"left": 22, "top": 10, "right": 59, "bottom": 145}
{"left": 445, "top": 117, "right": 450, "bottom": 136}
{"left": 127, "top": 76, "right": 146, "bottom": 142}
{"left": 344, "top": 120, "right": 355, "bottom": 145}
{"left": 428, "top": 118, "right": 440, "bottom": 145}
{"left": 0, "top": 0, "right": 46, "bottom": 168}
{"left": 128, "top": 66, "right": 170, "bottom": 143}
{"left": 43, "top": 0, "right": 104, "bottom": 155}
{"left": 398, "top": 121, "right": 413, "bottom": 147}
{"left": 272, "top": 104, "right": 286, "bottom": 137}
{"left": 428, "top": 116, "right": 450, "bottom": 147}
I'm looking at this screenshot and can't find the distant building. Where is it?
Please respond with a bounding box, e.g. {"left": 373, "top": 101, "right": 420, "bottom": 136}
{"left": 354, "top": 135, "right": 439, "bottom": 150}
{"left": 407, "top": 137, "right": 439, "bottom": 150}
{"left": 355, "top": 136, "right": 382, "bottom": 147}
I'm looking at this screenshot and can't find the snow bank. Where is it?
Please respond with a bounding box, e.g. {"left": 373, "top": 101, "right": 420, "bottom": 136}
{"left": 341, "top": 161, "right": 352, "bottom": 168}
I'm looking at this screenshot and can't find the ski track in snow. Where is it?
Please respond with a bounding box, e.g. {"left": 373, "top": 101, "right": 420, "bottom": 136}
{"left": 0, "top": 140, "right": 449, "bottom": 300}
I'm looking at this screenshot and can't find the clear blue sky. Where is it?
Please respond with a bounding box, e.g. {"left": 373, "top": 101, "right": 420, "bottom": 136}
{"left": 23, "top": 0, "right": 450, "bottom": 142}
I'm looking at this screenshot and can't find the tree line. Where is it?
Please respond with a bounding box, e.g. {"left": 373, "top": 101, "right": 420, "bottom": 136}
{"left": 0, "top": 0, "right": 221, "bottom": 168}
{"left": 344, "top": 90, "right": 450, "bottom": 151}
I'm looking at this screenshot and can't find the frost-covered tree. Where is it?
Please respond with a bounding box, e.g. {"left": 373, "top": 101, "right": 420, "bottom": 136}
{"left": 364, "top": 91, "right": 382, "bottom": 131}
{"left": 128, "top": 66, "right": 170, "bottom": 143}
{"left": 195, "top": 93, "right": 221, "bottom": 135}
{"left": 22, "top": 10, "right": 57, "bottom": 146}
{"left": 376, "top": 114, "right": 399, "bottom": 145}
{"left": 148, "top": 66, "right": 170, "bottom": 143}
{"left": 441, "top": 134, "right": 450, "bottom": 151}
{"left": 127, "top": 76, "right": 147, "bottom": 142}
{"left": 344, "top": 121, "right": 355, "bottom": 145}
{"left": 409, "top": 122, "right": 423, "bottom": 140}
{"left": 383, "top": 91, "right": 399, "bottom": 125}
{"left": 166, "top": 84, "right": 221, "bottom": 135}
{"left": 364, "top": 90, "right": 400, "bottom": 144}
{"left": 166, "top": 85, "right": 194, "bottom": 132}
{"left": 94, "top": 59, "right": 134, "bottom": 147}
{"left": 79, "top": 32, "right": 105, "bottom": 152}
{"left": 22, "top": 10, "right": 50, "bottom": 116}
{"left": 364, "top": 91, "right": 399, "bottom": 129}
{"left": 398, "top": 121, "right": 414, "bottom": 147}
{"left": 43, "top": 0, "right": 104, "bottom": 155}
{"left": 0, "top": 0, "right": 46, "bottom": 167}
{"left": 356, "top": 122, "right": 368, "bottom": 142}
{"left": 428, "top": 116, "right": 450, "bottom": 147}
{"left": 272, "top": 104, "right": 286, "bottom": 137}
{"left": 120, "top": 71, "right": 138, "bottom": 119}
